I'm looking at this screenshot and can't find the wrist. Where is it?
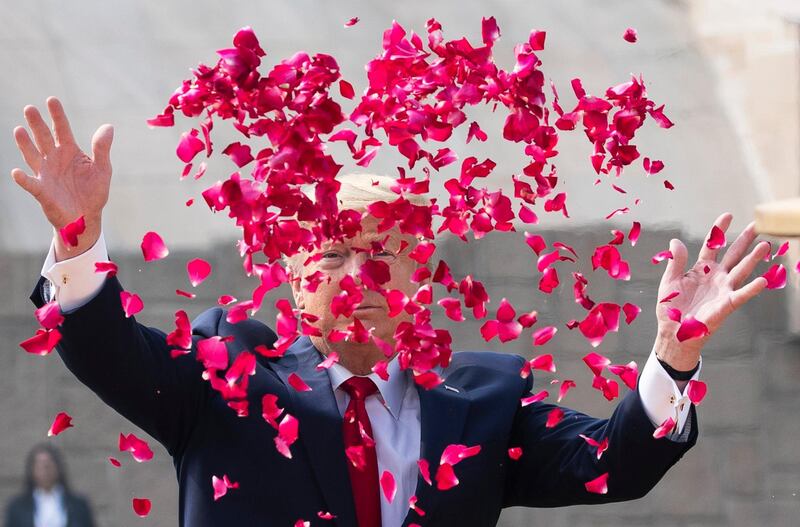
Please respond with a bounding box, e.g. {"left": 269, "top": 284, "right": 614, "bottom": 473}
{"left": 53, "top": 214, "right": 102, "bottom": 262}
{"left": 653, "top": 332, "right": 700, "bottom": 372}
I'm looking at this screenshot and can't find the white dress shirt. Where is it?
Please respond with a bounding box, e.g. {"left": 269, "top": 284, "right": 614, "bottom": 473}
{"left": 40, "top": 233, "right": 700, "bottom": 521}
{"left": 328, "top": 359, "right": 421, "bottom": 526}
{"left": 32, "top": 485, "right": 67, "bottom": 527}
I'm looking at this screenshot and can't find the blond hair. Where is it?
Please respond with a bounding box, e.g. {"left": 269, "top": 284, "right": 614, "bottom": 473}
{"left": 283, "top": 173, "right": 432, "bottom": 275}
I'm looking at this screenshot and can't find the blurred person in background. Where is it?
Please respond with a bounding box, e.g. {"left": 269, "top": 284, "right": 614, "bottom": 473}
{"left": 4, "top": 443, "right": 95, "bottom": 527}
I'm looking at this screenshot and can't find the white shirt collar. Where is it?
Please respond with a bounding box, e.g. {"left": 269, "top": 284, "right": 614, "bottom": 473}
{"left": 327, "top": 356, "right": 407, "bottom": 420}
{"left": 32, "top": 484, "right": 63, "bottom": 501}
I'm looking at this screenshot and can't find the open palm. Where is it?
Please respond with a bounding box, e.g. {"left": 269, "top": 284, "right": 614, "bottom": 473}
{"left": 655, "top": 213, "right": 770, "bottom": 369}
{"left": 11, "top": 97, "right": 113, "bottom": 232}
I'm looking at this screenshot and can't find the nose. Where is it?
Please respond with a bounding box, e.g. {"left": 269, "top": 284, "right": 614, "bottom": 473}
{"left": 344, "top": 251, "right": 370, "bottom": 280}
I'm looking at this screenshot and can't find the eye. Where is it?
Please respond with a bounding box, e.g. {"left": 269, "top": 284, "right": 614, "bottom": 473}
{"left": 371, "top": 250, "right": 397, "bottom": 262}
{"left": 321, "top": 251, "right": 344, "bottom": 260}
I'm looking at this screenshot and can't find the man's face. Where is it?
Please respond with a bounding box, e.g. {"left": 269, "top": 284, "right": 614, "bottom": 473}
{"left": 290, "top": 215, "right": 423, "bottom": 373}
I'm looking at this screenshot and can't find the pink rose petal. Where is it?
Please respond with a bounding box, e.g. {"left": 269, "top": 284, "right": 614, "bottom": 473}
{"left": 58, "top": 216, "right": 85, "bottom": 247}
{"left": 676, "top": 316, "right": 710, "bottom": 342}
{"left": 380, "top": 470, "right": 397, "bottom": 503}
{"left": 287, "top": 372, "right": 312, "bottom": 392}
{"left": 119, "top": 433, "right": 153, "bottom": 462}
{"left": 212, "top": 474, "right": 239, "bottom": 501}
{"left": 94, "top": 260, "right": 118, "bottom": 277}
{"left": 623, "top": 27, "right": 638, "bottom": 43}
{"left": 187, "top": 258, "right": 212, "bottom": 287}
{"left": 585, "top": 472, "right": 609, "bottom": 494}
{"left": 35, "top": 301, "right": 64, "bottom": 329}
{"left": 653, "top": 416, "right": 676, "bottom": 439}
{"left": 687, "top": 380, "right": 708, "bottom": 405}
{"left": 120, "top": 291, "right": 144, "bottom": 318}
{"left": 344, "top": 17, "right": 359, "bottom": 27}
{"left": 557, "top": 380, "right": 576, "bottom": 402}
{"left": 762, "top": 264, "right": 787, "bottom": 289}
{"left": 508, "top": 447, "right": 523, "bottom": 460}
{"left": 530, "top": 354, "right": 556, "bottom": 373}
{"left": 532, "top": 326, "right": 557, "bottom": 346}
{"left": 140, "top": 231, "right": 169, "bottom": 262}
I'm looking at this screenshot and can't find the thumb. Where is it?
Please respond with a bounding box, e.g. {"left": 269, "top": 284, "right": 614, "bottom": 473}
{"left": 91, "top": 124, "right": 114, "bottom": 171}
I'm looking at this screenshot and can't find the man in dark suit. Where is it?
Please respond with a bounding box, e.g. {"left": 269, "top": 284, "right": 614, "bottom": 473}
{"left": 4, "top": 444, "right": 95, "bottom": 527}
{"left": 12, "top": 98, "right": 770, "bottom": 526}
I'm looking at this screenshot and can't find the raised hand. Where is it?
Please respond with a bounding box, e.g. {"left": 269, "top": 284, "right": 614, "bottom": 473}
{"left": 11, "top": 97, "right": 114, "bottom": 261}
{"left": 654, "top": 213, "right": 771, "bottom": 371}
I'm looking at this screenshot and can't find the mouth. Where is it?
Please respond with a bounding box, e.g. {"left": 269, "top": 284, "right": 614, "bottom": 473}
{"left": 354, "top": 305, "right": 381, "bottom": 310}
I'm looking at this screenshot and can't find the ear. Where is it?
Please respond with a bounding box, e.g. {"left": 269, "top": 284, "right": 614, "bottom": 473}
{"left": 289, "top": 269, "right": 305, "bottom": 310}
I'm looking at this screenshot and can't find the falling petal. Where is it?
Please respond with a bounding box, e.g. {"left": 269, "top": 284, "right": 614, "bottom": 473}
{"left": 676, "top": 316, "right": 710, "bottom": 342}
{"left": 58, "top": 216, "right": 86, "bottom": 247}
{"left": 119, "top": 433, "right": 153, "bottom": 462}
{"left": 706, "top": 225, "right": 726, "bottom": 250}
{"left": 132, "top": 498, "right": 151, "bottom": 517}
{"left": 345, "top": 17, "right": 359, "bottom": 27}
{"left": 545, "top": 407, "right": 565, "bottom": 428}
{"left": 381, "top": 470, "right": 397, "bottom": 503}
{"left": 141, "top": 231, "right": 169, "bottom": 262}
{"left": 762, "top": 264, "right": 787, "bottom": 289}
{"left": 187, "top": 258, "right": 212, "bottom": 287}
{"left": 47, "top": 412, "right": 73, "bottom": 436}
{"left": 653, "top": 416, "right": 676, "bottom": 439}
{"left": 584, "top": 473, "right": 609, "bottom": 494}
{"left": 687, "top": 380, "right": 708, "bottom": 405}
{"left": 623, "top": 27, "right": 638, "bottom": 43}
{"left": 120, "top": 291, "right": 144, "bottom": 318}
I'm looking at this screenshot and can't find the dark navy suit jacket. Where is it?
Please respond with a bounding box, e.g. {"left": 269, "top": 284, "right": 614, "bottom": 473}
{"left": 30, "top": 274, "right": 697, "bottom": 526}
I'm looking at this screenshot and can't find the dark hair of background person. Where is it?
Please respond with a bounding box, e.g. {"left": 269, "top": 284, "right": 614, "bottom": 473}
{"left": 23, "top": 443, "right": 70, "bottom": 495}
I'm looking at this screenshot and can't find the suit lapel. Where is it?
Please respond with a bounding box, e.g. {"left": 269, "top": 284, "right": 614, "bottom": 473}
{"left": 272, "top": 337, "right": 357, "bottom": 527}
{"left": 403, "top": 379, "right": 471, "bottom": 526}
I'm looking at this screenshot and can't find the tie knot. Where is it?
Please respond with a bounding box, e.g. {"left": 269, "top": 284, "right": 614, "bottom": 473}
{"left": 341, "top": 376, "right": 378, "bottom": 400}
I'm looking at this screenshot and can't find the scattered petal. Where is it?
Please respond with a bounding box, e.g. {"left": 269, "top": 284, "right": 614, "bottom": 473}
{"left": 141, "top": 231, "right": 169, "bottom": 262}
{"left": 584, "top": 473, "right": 609, "bottom": 494}
{"left": 47, "top": 412, "right": 73, "bottom": 436}
{"left": 132, "top": 498, "right": 151, "bottom": 517}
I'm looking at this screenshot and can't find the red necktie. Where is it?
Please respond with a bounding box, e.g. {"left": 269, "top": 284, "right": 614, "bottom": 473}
{"left": 341, "top": 376, "right": 381, "bottom": 527}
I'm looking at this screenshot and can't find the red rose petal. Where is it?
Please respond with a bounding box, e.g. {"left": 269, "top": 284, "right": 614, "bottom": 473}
{"left": 508, "top": 447, "right": 523, "bottom": 460}
{"left": 706, "top": 225, "right": 726, "bottom": 250}
{"left": 94, "top": 260, "right": 118, "bottom": 277}
{"left": 19, "top": 328, "right": 61, "bottom": 356}
{"left": 532, "top": 326, "right": 557, "bottom": 346}
{"left": 653, "top": 416, "right": 676, "bottom": 439}
{"left": 132, "top": 498, "right": 151, "bottom": 517}
{"left": 35, "top": 301, "right": 64, "bottom": 329}
{"left": 557, "top": 379, "right": 576, "bottom": 402}
{"left": 344, "top": 17, "right": 359, "bottom": 27}
{"left": 545, "top": 407, "right": 565, "bottom": 428}
{"left": 47, "top": 412, "right": 73, "bottom": 436}
{"left": 623, "top": 27, "right": 638, "bottom": 43}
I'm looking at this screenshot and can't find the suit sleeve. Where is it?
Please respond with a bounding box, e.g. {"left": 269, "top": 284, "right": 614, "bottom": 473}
{"left": 29, "top": 274, "right": 219, "bottom": 457}
{"left": 502, "top": 357, "right": 698, "bottom": 508}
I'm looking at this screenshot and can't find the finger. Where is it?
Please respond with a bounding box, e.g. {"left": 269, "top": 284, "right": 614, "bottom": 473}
{"left": 23, "top": 105, "right": 56, "bottom": 156}
{"left": 10, "top": 168, "right": 42, "bottom": 198}
{"left": 730, "top": 276, "right": 768, "bottom": 310}
{"left": 91, "top": 124, "right": 114, "bottom": 172}
{"left": 720, "top": 221, "right": 757, "bottom": 272}
{"left": 697, "top": 212, "right": 733, "bottom": 263}
{"left": 662, "top": 238, "right": 688, "bottom": 284}
{"left": 46, "top": 97, "right": 77, "bottom": 147}
{"left": 13, "top": 126, "right": 43, "bottom": 174}
{"left": 728, "top": 241, "right": 771, "bottom": 288}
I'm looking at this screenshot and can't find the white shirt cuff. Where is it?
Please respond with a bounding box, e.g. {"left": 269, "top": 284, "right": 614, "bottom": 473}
{"left": 41, "top": 231, "right": 110, "bottom": 313}
{"left": 638, "top": 347, "right": 701, "bottom": 440}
